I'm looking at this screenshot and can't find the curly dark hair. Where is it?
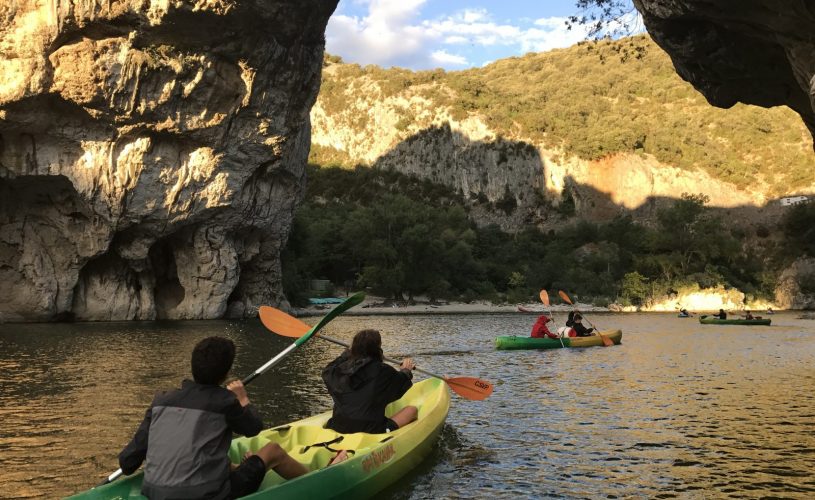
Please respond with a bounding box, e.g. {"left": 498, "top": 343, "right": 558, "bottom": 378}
{"left": 350, "top": 329, "right": 384, "bottom": 361}
{"left": 191, "top": 336, "right": 235, "bottom": 385}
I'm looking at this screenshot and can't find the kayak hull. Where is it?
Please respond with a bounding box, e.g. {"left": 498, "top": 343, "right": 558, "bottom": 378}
{"left": 699, "top": 317, "right": 771, "bottom": 325}
{"left": 68, "top": 378, "right": 450, "bottom": 500}
{"left": 494, "top": 330, "right": 622, "bottom": 350}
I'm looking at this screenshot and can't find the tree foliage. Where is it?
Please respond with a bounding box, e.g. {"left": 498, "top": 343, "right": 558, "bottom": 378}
{"left": 282, "top": 166, "right": 776, "bottom": 307}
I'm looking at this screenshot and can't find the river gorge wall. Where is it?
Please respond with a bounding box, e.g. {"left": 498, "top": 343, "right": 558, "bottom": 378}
{"left": 311, "top": 60, "right": 813, "bottom": 232}
{"left": 0, "top": 0, "right": 338, "bottom": 321}
{"left": 634, "top": 0, "right": 815, "bottom": 144}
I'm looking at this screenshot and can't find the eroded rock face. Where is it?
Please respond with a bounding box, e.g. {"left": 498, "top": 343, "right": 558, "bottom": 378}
{"left": 775, "top": 257, "right": 815, "bottom": 309}
{"left": 634, "top": 0, "right": 815, "bottom": 142}
{"left": 0, "top": 0, "right": 338, "bottom": 321}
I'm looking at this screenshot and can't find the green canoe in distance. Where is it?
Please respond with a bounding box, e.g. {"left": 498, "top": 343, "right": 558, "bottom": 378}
{"left": 495, "top": 330, "right": 622, "bottom": 350}
{"left": 68, "top": 378, "right": 450, "bottom": 500}
{"left": 699, "top": 316, "right": 771, "bottom": 325}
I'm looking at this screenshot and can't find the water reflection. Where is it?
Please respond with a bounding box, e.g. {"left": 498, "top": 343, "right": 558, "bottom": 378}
{"left": 1, "top": 313, "right": 814, "bottom": 498}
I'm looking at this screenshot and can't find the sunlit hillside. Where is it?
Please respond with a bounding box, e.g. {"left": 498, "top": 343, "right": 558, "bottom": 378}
{"left": 314, "top": 36, "right": 813, "bottom": 195}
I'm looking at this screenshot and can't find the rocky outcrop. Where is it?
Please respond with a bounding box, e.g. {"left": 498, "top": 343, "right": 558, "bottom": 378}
{"left": 311, "top": 83, "right": 775, "bottom": 230}
{"left": 633, "top": 0, "right": 815, "bottom": 143}
{"left": 775, "top": 257, "right": 815, "bottom": 309}
{"left": 0, "top": 0, "right": 338, "bottom": 321}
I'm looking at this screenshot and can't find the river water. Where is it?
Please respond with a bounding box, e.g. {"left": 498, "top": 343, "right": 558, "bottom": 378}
{"left": 1, "top": 312, "right": 814, "bottom": 499}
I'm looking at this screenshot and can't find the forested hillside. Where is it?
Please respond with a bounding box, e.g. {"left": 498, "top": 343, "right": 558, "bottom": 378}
{"left": 284, "top": 37, "right": 815, "bottom": 308}
{"left": 283, "top": 166, "right": 793, "bottom": 307}
{"left": 313, "top": 36, "right": 813, "bottom": 195}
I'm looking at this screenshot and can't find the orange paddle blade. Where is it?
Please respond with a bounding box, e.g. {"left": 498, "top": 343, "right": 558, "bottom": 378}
{"left": 599, "top": 332, "right": 614, "bottom": 347}
{"left": 444, "top": 377, "right": 494, "bottom": 401}
{"left": 558, "top": 290, "right": 573, "bottom": 305}
{"left": 539, "top": 289, "right": 549, "bottom": 306}
{"left": 259, "top": 306, "right": 311, "bottom": 338}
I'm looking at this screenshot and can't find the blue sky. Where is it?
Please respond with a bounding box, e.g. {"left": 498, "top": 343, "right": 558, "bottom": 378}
{"left": 326, "top": 0, "right": 617, "bottom": 70}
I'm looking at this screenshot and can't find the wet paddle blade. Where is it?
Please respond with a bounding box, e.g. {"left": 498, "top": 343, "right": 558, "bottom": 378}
{"left": 600, "top": 333, "right": 614, "bottom": 346}
{"left": 259, "top": 306, "right": 494, "bottom": 400}
{"left": 539, "top": 289, "right": 549, "bottom": 306}
{"left": 259, "top": 307, "right": 311, "bottom": 338}
{"left": 444, "top": 376, "right": 494, "bottom": 401}
{"left": 558, "top": 290, "right": 573, "bottom": 305}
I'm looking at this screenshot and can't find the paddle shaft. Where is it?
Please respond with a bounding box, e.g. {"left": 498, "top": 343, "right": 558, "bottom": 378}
{"left": 99, "top": 341, "right": 297, "bottom": 486}
{"left": 539, "top": 290, "right": 564, "bottom": 348}
{"left": 98, "top": 292, "right": 365, "bottom": 488}
{"left": 315, "top": 333, "right": 446, "bottom": 381}
{"left": 558, "top": 290, "right": 611, "bottom": 346}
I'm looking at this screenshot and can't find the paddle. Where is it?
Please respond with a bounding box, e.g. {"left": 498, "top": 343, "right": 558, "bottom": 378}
{"left": 96, "top": 292, "right": 366, "bottom": 487}
{"left": 258, "top": 306, "right": 494, "bottom": 401}
{"left": 557, "top": 290, "right": 613, "bottom": 347}
{"left": 539, "top": 290, "right": 565, "bottom": 348}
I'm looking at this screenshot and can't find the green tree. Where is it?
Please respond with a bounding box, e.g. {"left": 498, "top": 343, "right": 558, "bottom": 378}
{"left": 620, "top": 271, "right": 648, "bottom": 305}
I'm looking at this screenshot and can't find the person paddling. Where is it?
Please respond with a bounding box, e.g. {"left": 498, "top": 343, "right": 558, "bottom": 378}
{"left": 322, "top": 329, "right": 418, "bottom": 434}
{"left": 566, "top": 312, "right": 594, "bottom": 337}
{"left": 117, "top": 336, "right": 326, "bottom": 500}
{"left": 530, "top": 314, "right": 559, "bottom": 339}
{"left": 712, "top": 309, "right": 727, "bottom": 319}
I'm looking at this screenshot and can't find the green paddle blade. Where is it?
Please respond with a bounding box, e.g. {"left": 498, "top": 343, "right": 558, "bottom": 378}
{"left": 294, "top": 292, "right": 365, "bottom": 347}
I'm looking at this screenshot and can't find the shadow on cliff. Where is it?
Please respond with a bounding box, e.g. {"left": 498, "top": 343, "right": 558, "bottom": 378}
{"left": 362, "top": 123, "right": 796, "bottom": 232}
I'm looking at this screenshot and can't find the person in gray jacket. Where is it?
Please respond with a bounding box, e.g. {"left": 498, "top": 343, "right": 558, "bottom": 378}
{"left": 118, "top": 336, "right": 310, "bottom": 499}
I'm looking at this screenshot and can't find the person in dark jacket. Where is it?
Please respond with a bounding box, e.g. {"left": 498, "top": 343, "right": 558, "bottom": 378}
{"left": 566, "top": 312, "right": 594, "bottom": 337}
{"left": 118, "top": 336, "right": 312, "bottom": 500}
{"left": 712, "top": 309, "right": 727, "bottom": 319}
{"left": 322, "top": 329, "right": 417, "bottom": 434}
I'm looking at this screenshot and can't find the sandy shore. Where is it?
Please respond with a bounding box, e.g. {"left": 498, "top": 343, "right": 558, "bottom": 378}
{"left": 294, "top": 296, "right": 608, "bottom": 317}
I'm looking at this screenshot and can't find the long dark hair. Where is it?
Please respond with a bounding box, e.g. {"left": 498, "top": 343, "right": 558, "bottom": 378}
{"left": 350, "top": 329, "right": 384, "bottom": 361}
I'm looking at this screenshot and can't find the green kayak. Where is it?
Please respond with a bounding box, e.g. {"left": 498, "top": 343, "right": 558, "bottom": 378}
{"left": 495, "top": 329, "right": 622, "bottom": 350}
{"left": 68, "top": 378, "right": 450, "bottom": 499}
{"left": 699, "top": 316, "right": 771, "bottom": 325}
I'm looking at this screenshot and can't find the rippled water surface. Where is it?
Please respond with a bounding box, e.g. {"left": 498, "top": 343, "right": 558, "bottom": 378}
{"left": 1, "top": 312, "right": 814, "bottom": 498}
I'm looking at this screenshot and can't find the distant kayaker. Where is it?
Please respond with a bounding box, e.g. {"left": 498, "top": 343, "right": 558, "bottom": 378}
{"left": 712, "top": 309, "right": 727, "bottom": 319}
{"left": 322, "top": 329, "right": 418, "bottom": 434}
{"left": 744, "top": 310, "right": 755, "bottom": 320}
{"left": 117, "top": 336, "right": 322, "bottom": 500}
{"left": 679, "top": 308, "right": 691, "bottom": 317}
{"left": 530, "top": 314, "right": 559, "bottom": 339}
{"left": 567, "top": 312, "right": 594, "bottom": 337}
{"left": 767, "top": 307, "right": 775, "bottom": 315}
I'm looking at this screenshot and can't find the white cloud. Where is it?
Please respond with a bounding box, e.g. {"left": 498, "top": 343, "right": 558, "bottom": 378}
{"left": 325, "top": 1, "right": 599, "bottom": 69}
{"left": 431, "top": 50, "right": 468, "bottom": 66}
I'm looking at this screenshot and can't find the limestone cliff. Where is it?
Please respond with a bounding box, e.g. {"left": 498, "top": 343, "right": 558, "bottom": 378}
{"left": 0, "top": 0, "right": 338, "bottom": 321}
{"left": 775, "top": 258, "right": 815, "bottom": 309}
{"left": 634, "top": 0, "right": 815, "bottom": 143}
{"left": 311, "top": 45, "right": 814, "bottom": 230}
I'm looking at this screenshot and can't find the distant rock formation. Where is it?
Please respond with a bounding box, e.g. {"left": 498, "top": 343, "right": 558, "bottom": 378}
{"left": 775, "top": 258, "right": 815, "bottom": 310}
{"left": 0, "top": 0, "right": 338, "bottom": 321}
{"left": 634, "top": 0, "right": 815, "bottom": 144}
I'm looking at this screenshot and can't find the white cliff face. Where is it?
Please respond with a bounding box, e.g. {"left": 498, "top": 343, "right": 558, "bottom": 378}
{"left": 310, "top": 78, "right": 778, "bottom": 230}
{"left": 0, "top": 0, "right": 339, "bottom": 321}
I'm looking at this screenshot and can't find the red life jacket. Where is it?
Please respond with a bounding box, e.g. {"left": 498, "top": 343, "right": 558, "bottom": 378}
{"left": 531, "top": 316, "right": 558, "bottom": 339}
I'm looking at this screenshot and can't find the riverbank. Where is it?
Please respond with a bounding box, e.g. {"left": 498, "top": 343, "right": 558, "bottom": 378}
{"left": 294, "top": 296, "right": 607, "bottom": 317}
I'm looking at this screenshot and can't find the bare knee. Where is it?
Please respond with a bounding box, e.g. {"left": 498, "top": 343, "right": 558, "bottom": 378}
{"left": 392, "top": 405, "right": 418, "bottom": 428}
{"left": 256, "top": 442, "right": 286, "bottom": 467}
{"left": 404, "top": 405, "right": 418, "bottom": 420}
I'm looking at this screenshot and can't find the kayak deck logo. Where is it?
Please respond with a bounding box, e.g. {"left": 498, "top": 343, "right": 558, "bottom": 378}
{"left": 362, "top": 444, "right": 395, "bottom": 473}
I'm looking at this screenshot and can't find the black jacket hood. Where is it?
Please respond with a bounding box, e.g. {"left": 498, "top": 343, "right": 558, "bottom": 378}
{"left": 322, "top": 351, "right": 378, "bottom": 394}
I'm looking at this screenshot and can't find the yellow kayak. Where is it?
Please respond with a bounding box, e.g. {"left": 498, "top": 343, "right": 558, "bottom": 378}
{"left": 69, "top": 378, "right": 450, "bottom": 499}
